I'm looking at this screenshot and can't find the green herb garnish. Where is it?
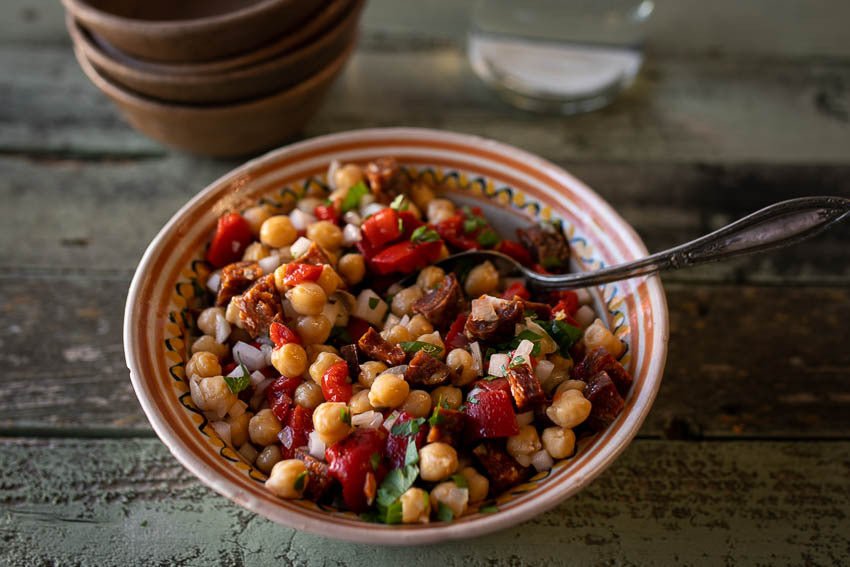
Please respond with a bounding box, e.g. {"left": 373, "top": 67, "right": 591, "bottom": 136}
{"left": 341, "top": 181, "right": 368, "bottom": 213}
{"left": 451, "top": 474, "right": 468, "bottom": 489}
{"left": 399, "top": 341, "right": 443, "bottom": 357}
{"left": 397, "top": 217, "right": 404, "bottom": 233}
{"left": 510, "top": 355, "right": 527, "bottom": 368}
{"left": 428, "top": 407, "right": 446, "bottom": 426}
{"left": 340, "top": 406, "right": 351, "bottom": 425}
{"left": 478, "top": 504, "right": 499, "bottom": 514}
{"left": 391, "top": 417, "right": 425, "bottom": 437}
{"left": 223, "top": 362, "right": 252, "bottom": 394}
{"left": 544, "top": 318, "right": 583, "bottom": 354}
{"left": 294, "top": 470, "right": 308, "bottom": 492}
{"left": 476, "top": 228, "right": 501, "bottom": 248}
{"left": 368, "top": 296, "right": 380, "bottom": 310}
{"left": 390, "top": 194, "right": 409, "bottom": 211}
{"left": 370, "top": 452, "right": 381, "bottom": 472}
{"left": 437, "top": 502, "right": 454, "bottom": 522}
{"left": 376, "top": 465, "right": 419, "bottom": 507}
{"left": 410, "top": 226, "right": 440, "bottom": 244}
{"left": 404, "top": 440, "right": 419, "bottom": 467}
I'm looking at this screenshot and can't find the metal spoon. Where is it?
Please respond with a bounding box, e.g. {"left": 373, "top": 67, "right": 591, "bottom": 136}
{"left": 426, "top": 196, "right": 850, "bottom": 291}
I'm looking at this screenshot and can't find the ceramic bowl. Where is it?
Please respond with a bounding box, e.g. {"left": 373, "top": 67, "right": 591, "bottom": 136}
{"left": 123, "top": 128, "right": 669, "bottom": 545}
{"left": 71, "top": 40, "right": 355, "bottom": 157}
{"left": 86, "top": 0, "right": 355, "bottom": 77}
{"left": 68, "top": 0, "right": 362, "bottom": 104}
{"left": 61, "top": 0, "right": 325, "bottom": 63}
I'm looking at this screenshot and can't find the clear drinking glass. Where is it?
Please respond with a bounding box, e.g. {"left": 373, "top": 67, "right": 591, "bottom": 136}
{"left": 468, "top": 0, "right": 654, "bottom": 114}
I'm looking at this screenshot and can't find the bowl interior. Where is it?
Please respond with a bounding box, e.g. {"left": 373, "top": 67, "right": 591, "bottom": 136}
{"left": 124, "top": 128, "right": 668, "bottom": 544}
{"left": 83, "top": 0, "right": 268, "bottom": 22}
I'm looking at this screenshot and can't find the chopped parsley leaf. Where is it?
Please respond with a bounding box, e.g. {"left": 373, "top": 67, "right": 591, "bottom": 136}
{"left": 223, "top": 362, "right": 251, "bottom": 394}
{"left": 437, "top": 502, "right": 454, "bottom": 522}
{"left": 410, "top": 226, "right": 440, "bottom": 244}
{"left": 368, "top": 296, "right": 380, "bottom": 310}
{"left": 340, "top": 181, "right": 368, "bottom": 213}
{"left": 399, "top": 341, "right": 443, "bottom": 357}
{"left": 293, "top": 471, "right": 308, "bottom": 492}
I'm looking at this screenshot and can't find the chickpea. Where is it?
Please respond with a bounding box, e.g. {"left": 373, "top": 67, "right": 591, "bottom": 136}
{"left": 249, "top": 409, "right": 283, "bottom": 447}
{"left": 406, "top": 314, "right": 433, "bottom": 337}
{"left": 238, "top": 443, "right": 259, "bottom": 464}
{"left": 271, "top": 343, "right": 308, "bottom": 378}
{"left": 313, "top": 402, "right": 353, "bottom": 445}
{"left": 399, "top": 390, "right": 432, "bottom": 418}
{"left": 583, "top": 319, "right": 625, "bottom": 358}
{"left": 349, "top": 389, "right": 374, "bottom": 415}
{"left": 554, "top": 379, "right": 586, "bottom": 396}
{"left": 409, "top": 182, "right": 436, "bottom": 211}
{"left": 368, "top": 373, "right": 410, "bottom": 409}
{"left": 307, "top": 221, "right": 344, "bottom": 251}
{"left": 358, "top": 361, "right": 387, "bottom": 388}
{"left": 541, "top": 427, "right": 576, "bottom": 459}
{"left": 459, "top": 467, "right": 489, "bottom": 503}
{"left": 546, "top": 389, "right": 592, "bottom": 429}
{"left": 391, "top": 286, "right": 424, "bottom": 317}
{"left": 416, "top": 332, "right": 445, "bottom": 359}
{"left": 295, "top": 315, "right": 332, "bottom": 345}
{"left": 416, "top": 266, "right": 445, "bottom": 290}
{"left": 464, "top": 261, "right": 500, "bottom": 297}
{"left": 191, "top": 335, "right": 229, "bottom": 358}
{"left": 575, "top": 305, "right": 596, "bottom": 329}
{"left": 227, "top": 399, "right": 248, "bottom": 418}
{"left": 337, "top": 253, "right": 365, "bottom": 285}
{"left": 334, "top": 163, "right": 364, "bottom": 193}
{"left": 189, "top": 375, "right": 236, "bottom": 418}
{"left": 447, "top": 348, "right": 477, "bottom": 386}
{"left": 309, "top": 352, "right": 345, "bottom": 384}
{"left": 226, "top": 412, "right": 252, "bottom": 447}
{"left": 427, "top": 199, "right": 455, "bottom": 224}
{"left": 430, "top": 481, "right": 468, "bottom": 518}
{"left": 265, "top": 459, "right": 309, "bottom": 499}
{"left": 242, "top": 241, "right": 270, "bottom": 262}
{"left": 225, "top": 296, "right": 243, "bottom": 326}
{"left": 260, "top": 215, "right": 297, "bottom": 248}
{"left": 287, "top": 282, "right": 327, "bottom": 316}
{"left": 506, "top": 425, "right": 542, "bottom": 467}
{"left": 197, "top": 307, "right": 226, "bottom": 337}
{"left": 400, "top": 487, "right": 431, "bottom": 524}
{"left": 383, "top": 324, "right": 412, "bottom": 345}
{"left": 419, "top": 442, "right": 458, "bottom": 482}
{"left": 316, "top": 265, "right": 342, "bottom": 295}
{"left": 430, "top": 386, "right": 462, "bottom": 410}
{"left": 255, "top": 444, "right": 283, "bottom": 474}
{"left": 242, "top": 205, "right": 273, "bottom": 235}
{"left": 185, "top": 351, "right": 222, "bottom": 379}
{"left": 294, "top": 381, "right": 324, "bottom": 409}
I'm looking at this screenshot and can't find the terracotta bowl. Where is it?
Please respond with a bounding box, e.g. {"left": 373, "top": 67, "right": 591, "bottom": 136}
{"left": 71, "top": 41, "right": 355, "bottom": 157}
{"left": 123, "top": 128, "right": 669, "bottom": 544}
{"left": 61, "top": 0, "right": 325, "bottom": 63}
{"left": 68, "top": 0, "right": 362, "bottom": 104}
{"left": 88, "top": 0, "right": 356, "bottom": 77}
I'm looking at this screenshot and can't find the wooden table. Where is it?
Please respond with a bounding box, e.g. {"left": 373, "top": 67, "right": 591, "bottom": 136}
{"left": 2, "top": 1, "right": 849, "bottom": 564}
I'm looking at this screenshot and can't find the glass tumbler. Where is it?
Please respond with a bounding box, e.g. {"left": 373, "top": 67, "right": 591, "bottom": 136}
{"left": 468, "top": 0, "right": 654, "bottom": 114}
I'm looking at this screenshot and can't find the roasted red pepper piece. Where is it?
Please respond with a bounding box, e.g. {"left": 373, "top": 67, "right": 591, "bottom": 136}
{"left": 435, "top": 213, "right": 479, "bottom": 250}
{"left": 369, "top": 240, "right": 443, "bottom": 276}
{"left": 501, "top": 282, "right": 531, "bottom": 301}
{"left": 321, "top": 361, "right": 353, "bottom": 403}
{"left": 551, "top": 290, "right": 579, "bottom": 317}
{"left": 496, "top": 239, "right": 534, "bottom": 266}
{"left": 426, "top": 407, "right": 466, "bottom": 445}
{"left": 206, "top": 213, "right": 254, "bottom": 268}
{"left": 385, "top": 412, "right": 429, "bottom": 469}
{"left": 314, "top": 203, "right": 340, "bottom": 224}
{"left": 361, "top": 208, "right": 402, "bottom": 248}
{"left": 346, "top": 316, "right": 374, "bottom": 344}
{"left": 464, "top": 389, "right": 519, "bottom": 440}
{"left": 281, "top": 406, "right": 314, "bottom": 459}
{"left": 398, "top": 210, "right": 424, "bottom": 239}
{"left": 270, "top": 321, "right": 301, "bottom": 347}
{"left": 267, "top": 375, "right": 301, "bottom": 423}
{"left": 326, "top": 428, "right": 388, "bottom": 513}
{"left": 282, "top": 262, "right": 324, "bottom": 286}
{"left": 475, "top": 377, "right": 511, "bottom": 395}
{"left": 444, "top": 312, "right": 469, "bottom": 351}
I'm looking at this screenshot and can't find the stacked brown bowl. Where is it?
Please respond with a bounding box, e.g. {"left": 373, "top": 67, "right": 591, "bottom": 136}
{"left": 63, "top": 0, "right": 364, "bottom": 157}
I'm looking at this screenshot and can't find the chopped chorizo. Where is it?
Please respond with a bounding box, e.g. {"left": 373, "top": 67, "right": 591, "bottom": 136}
{"left": 357, "top": 327, "right": 405, "bottom": 366}
{"left": 505, "top": 364, "right": 545, "bottom": 412}
{"left": 294, "top": 242, "right": 331, "bottom": 266}
{"left": 294, "top": 448, "right": 336, "bottom": 502}
{"left": 472, "top": 441, "right": 531, "bottom": 495}
{"left": 583, "top": 371, "right": 625, "bottom": 432}
{"left": 464, "top": 297, "right": 524, "bottom": 343}
{"left": 426, "top": 407, "right": 466, "bottom": 445}
{"left": 339, "top": 344, "right": 360, "bottom": 380}
{"left": 235, "top": 274, "right": 282, "bottom": 338}
{"left": 404, "top": 350, "right": 450, "bottom": 387}
{"left": 412, "top": 273, "right": 464, "bottom": 329}
{"left": 572, "top": 347, "right": 633, "bottom": 396}
{"left": 216, "top": 261, "right": 262, "bottom": 306}
{"left": 517, "top": 223, "right": 571, "bottom": 274}
{"left": 365, "top": 157, "right": 408, "bottom": 201}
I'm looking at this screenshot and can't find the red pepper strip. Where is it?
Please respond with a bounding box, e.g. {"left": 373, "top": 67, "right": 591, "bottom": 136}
{"left": 501, "top": 282, "right": 531, "bottom": 301}
{"left": 321, "top": 361, "right": 353, "bottom": 403}
{"left": 270, "top": 321, "right": 301, "bottom": 347}
{"left": 551, "top": 290, "right": 579, "bottom": 316}
{"left": 369, "top": 240, "right": 443, "bottom": 276}
{"left": 496, "top": 239, "right": 534, "bottom": 266}
{"left": 267, "top": 376, "right": 301, "bottom": 423}
{"left": 314, "top": 204, "right": 340, "bottom": 224}
{"left": 280, "top": 405, "right": 314, "bottom": 459}
{"left": 326, "top": 429, "right": 388, "bottom": 513}
{"left": 435, "top": 214, "right": 479, "bottom": 250}
{"left": 205, "top": 213, "right": 254, "bottom": 268}
{"left": 444, "top": 313, "right": 469, "bottom": 351}
{"left": 282, "top": 262, "right": 323, "bottom": 286}
{"left": 361, "top": 208, "right": 402, "bottom": 248}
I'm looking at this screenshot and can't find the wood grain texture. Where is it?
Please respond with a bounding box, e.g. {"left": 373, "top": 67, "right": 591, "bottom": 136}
{"left": 1, "top": 438, "right": 848, "bottom": 565}
{"left": 2, "top": 274, "right": 847, "bottom": 438}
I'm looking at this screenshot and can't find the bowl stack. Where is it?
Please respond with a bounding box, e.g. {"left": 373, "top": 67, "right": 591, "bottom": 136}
{"left": 63, "top": 0, "right": 364, "bottom": 157}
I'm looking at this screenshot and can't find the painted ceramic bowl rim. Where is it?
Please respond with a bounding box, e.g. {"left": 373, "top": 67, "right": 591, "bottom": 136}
{"left": 123, "top": 128, "right": 669, "bottom": 545}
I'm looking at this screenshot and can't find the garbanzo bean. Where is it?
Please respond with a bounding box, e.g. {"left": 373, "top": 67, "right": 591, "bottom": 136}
{"left": 459, "top": 467, "right": 489, "bottom": 503}
{"left": 546, "top": 389, "right": 591, "bottom": 429}
{"left": 464, "top": 261, "right": 500, "bottom": 297}
{"left": 313, "top": 402, "right": 353, "bottom": 445}
{"left": 430, "top": 386, "right": 462, "bottom": 410}
{"left": 358, "top": 361, "right": 387, "bottom": 388}
{"left": 337, "top": 253, "right": 365, "bottom": 285}
{"left": 400, "top": 487, "right": 431, "bottom": 524}
{"left": 255, "top": 444, "right": 283, "bottom": 474}
{"left": 271, "top": 343, "right": 308, "bottom": 377}
{"left": 260, "top": 215, "right": 297, "bottom": 248}
{"left": 368, "top": 373, "right": 409, "bottom": 409}
{"left": 242, "top": 241, "right": 270, "bottom": 262}
{"left": 316, "top": 265, "right": 342, "bottom": 295}
{"left": 288, "top": 282, "right": 326, "bottom": 316}
{"left": 334, "top": 164, "right": 364, "bottom": 193}
{"left": 295, "top": 315, "right": 332, "bottom": 345}
{"left": 185, "top": 351, "right": 221, "bottom": 379}
{"left": 226, "top": 412, "right": 252, "bottom": 447}
{"left": 197, "top": 307, "right": 226, "bottom": 337}
{"left": 294, "top": 381, "right": 324, "bottom": 409}
{"left": 583, "top": 319, "right": 625, "bottom": 358}
{"left": 309, "top": 352, "right": 345, "bottom": 384}
{"left": 429, "top": 481, "right": 468, "bottom": 518}
{"left": 541, "top": 426, "right": 576, "bottom": 459}
{"left": 265, "top": 459, "right": 308, "bottom": 499}
{"left": 307, "top": 221, "right": 344, "bottom": 251}
{"left": 249, "top": 409, "right": 282, "bottom": 447}
{"left": 416, "top": 332, "right": 445, "bottom": 359}
{"left": 419, "top": 443, "right": 458, "bottom": 482}
{"left": 399, "top": 390, "right": 432, "bottom": 418}
{"left": 349, "top": 389, "right": 374, "bottom": 415}
{"left": 447, "top": 348, "right": 476, "bottom": 386}
{"left": 406, "top": 314, "right": 433, "bottom": 337}
{"left": 242, "top": 205, "right": 273, "bottom": 235}
{"left": 391, "top": 286, "right": 423, "bottom": 317}
{"left": 383, "top": 324, "right": 412, "bottom": 344}
{"left": 416, "top": 266, "right": 445, "bottom": 290}
{"left": 506, "top": 425, "right": 542, "bottom": 467}
{"left": 191, "top": 335, "right": 229, "bottom": 358}
{"left": 189, "top": 375, "right": 236, "bottom": 418}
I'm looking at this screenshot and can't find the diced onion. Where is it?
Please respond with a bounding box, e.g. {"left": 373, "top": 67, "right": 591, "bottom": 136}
{"left": 249, "top": 370, "right": 266, "bottom": 386}
{"left": 361, "top": 202, "right": 385, "bottom": 219}
{"left": 488, "top": 353, "right": 510, "bottom": 377}
{"left": 512, "top": 339, "right": 535, "bottom": 361}
{"left": 532, "top": 449, "right": 555, "bottom": 472}
{"left": 575, "top": 305, "right": 596, "bottom": 329}
{"left": 211, "top": 421, "right": 232, "bottom": 446}
{"left": 353, "top": 289, "right": 388, "bottom": 326}
{"left": 516, "top": 411, "right": 534, "bottom": 427}
{"left": 470, "top": 342, "right": 483, "bottom": 376}
{"left": 255, "top": 335, "right": 273, "bottom": 346}
{"left": 576, "top": 288, "right": 593, "bottom": 306}
{"left": 290, "top": 236, "right": 312, "bottom": 258}
{"left": 398, "top": 314, "right": 411, "bottom": 328}
{"left": 232, "top": 341, "right": 266, "bottom": 372}
{"left": 290, "top": 209, "right": 316, "bottom": 231}
{"left": 514, "top": 454, "right": 532, "bottom": 467}
{"left": 214, "top": 313, "right": 231, "bottom": 344}
{"left": 343, "top": 211, "right": 362, "bottom": 226}
{"left": 281, "top": 298, "right": 298, "bottom": 319}
{"left": 308, "top": 431, "right": 326, "bottom": 460}
{"left": 384, "top": 365, "right": 408, "bottom": 375}
{"left": 228, "top": 399, "right": 248, "bottom": 418}
{"left": 250, "top": 377, "right": 273, "bottom": 409}
{"left": 322, "top": 301, "right": 340, "bottom": 326}
{"left": 382, "top": 411, "right": 401, "bottom": 431}
{"left": 260, "top": 343, "right": 273, "bottom": 368}
{"left": 206, "top": 271, "right": 221, "bottom": 294}
{"left": 383, "top": 313, "right": 401, "bottom": 331}
{"left": 296, "top": 197, "right": 322, "bottom": 214}
{"left": 326, "top": 160, "right": 340, "bottom": 190}
{"left": 278, "top": 426, "right": 294, "bottom": 449}
{"left": 342, "top": 223, "right": 362, "bottom": 246}
{"left": 535, "top": 360, "right": 554, "bottom": 382}
{"left": 352, "top": 410, "right": 383, "bottom": 429}
{"left": 471, "top": 297, "right": 497, "bottom": 322}
{"left": 258, "top": 254, "right": 282, "bottom": 275}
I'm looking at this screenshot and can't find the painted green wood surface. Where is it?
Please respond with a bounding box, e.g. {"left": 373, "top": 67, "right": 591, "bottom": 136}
{"left": 2, "top": 439, "right": 849, "bottom": 565}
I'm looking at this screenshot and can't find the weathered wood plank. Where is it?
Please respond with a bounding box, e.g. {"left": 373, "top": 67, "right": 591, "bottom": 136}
{"left": 1, "top": 438, "right": 847, "bottom": 565}
{"left": 2, "top": 274, "right": 848, "bottom": 438}
{"left": 1, "top": 155, "right": 848, "bottom": 282}
{"left": 3, "top": 44, "right": 850, "bottom": 163}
